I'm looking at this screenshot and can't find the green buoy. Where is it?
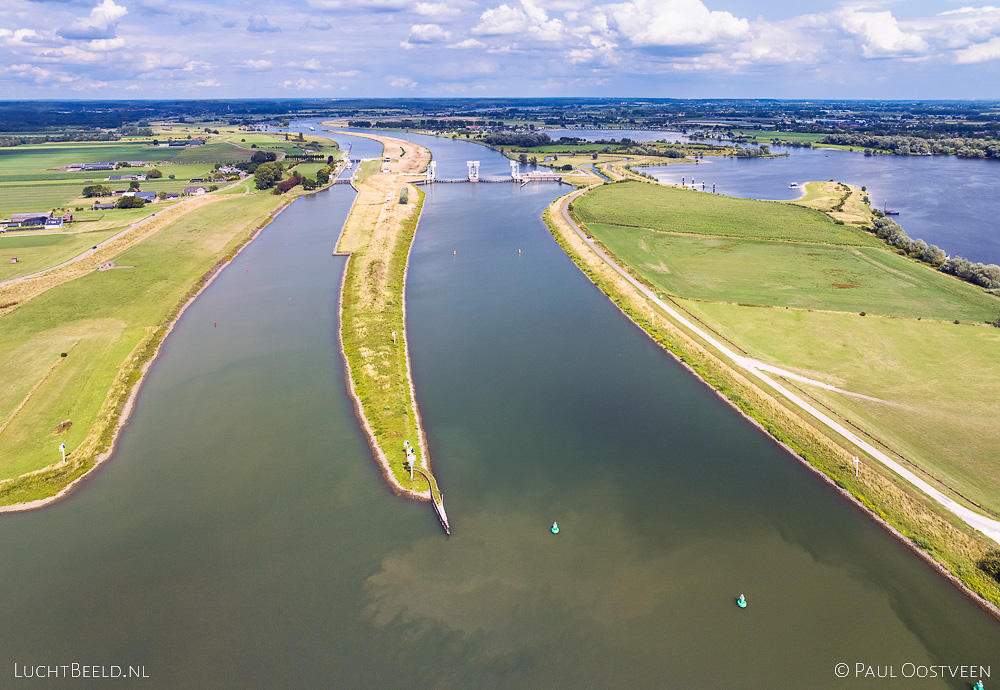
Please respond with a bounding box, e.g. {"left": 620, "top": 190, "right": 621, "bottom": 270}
{"left": 736, "top": 594, "right": 747, "bottom": 608}
{"left": 973, "top": 681, "right": 984, "bottom": 690}
{"left": 551, "top": 522, "right": 559, "bottom": 534}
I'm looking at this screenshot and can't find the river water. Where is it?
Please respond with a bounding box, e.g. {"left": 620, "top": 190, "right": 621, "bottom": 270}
{"left": 531, "top": 128, "right": 1000, "bottom": 265}
{"left": 0, "top": 122, "right": 995, "bottom": 688}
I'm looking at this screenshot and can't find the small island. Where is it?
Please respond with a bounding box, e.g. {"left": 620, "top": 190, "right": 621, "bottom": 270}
{"left": 329, "top": 129, "right": 448, "bottom": 531}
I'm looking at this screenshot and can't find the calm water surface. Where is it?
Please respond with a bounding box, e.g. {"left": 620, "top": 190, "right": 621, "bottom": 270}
{"left": 0, "top": 125, "right": 995, "bottom": 688}
{"left": 646, "top": 144, "right": 1000, "bottom": 264}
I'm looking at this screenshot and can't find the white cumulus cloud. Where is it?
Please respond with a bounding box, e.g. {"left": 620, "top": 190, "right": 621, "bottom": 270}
{"left": 837, "top": 8, "right": 929, "bottom": 58}
{"left": 58, "top": 0, "right": 128, "bottom": 40}
{"left": 600, "top": 0, "right": 748, "bottom": 48}
{"left": 473, "top": 0, "right": 563, "bottom": 41}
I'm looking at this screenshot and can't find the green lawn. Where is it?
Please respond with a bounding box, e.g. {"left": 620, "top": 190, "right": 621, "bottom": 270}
{"left": 0, "top": 193, "right": 283, "bottom": 502}
{"left": 587, "top": 224, "right": 999, "bottom": 321}
{"left": 167, "top": 142, "right": 253, "bottom": 164}
{"left": 574, "top": 179, "right": 1000, "bottom": 520}
{"left": 355, "top": 159, "right": 380, "bottom": 185}
{"left": 574, "top": 182, "right": 879, "bottom": 245}
{"left": 679, "top": 299, "right": 1000, "bottom": 515}
{"left": 0, "top": 227, "right": 125, "bottom": 280}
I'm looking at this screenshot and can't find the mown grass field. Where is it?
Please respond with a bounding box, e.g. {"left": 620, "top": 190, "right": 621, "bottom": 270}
{"left": 587, "top": 224, "right": 999, "bottom": 321}
{"left": 0, "top": 192, "right": 284, "bottom": 503}
{"left": 679, "top": 299, "right": 1000, "bottom": 515}
{"left": 0, "top": 227, "right": 125, "bottom": 280}
{"left": 574, "top": 182, "right": 879, "bottom": 245}
{"left": 355, "top": 159, "right": 381, "bottom": 185}
{"left": 0, "top": 135, "right": 293, "bottom": 276}
{"left": 575, "top": 179, "right": 1000, "bottom": 525}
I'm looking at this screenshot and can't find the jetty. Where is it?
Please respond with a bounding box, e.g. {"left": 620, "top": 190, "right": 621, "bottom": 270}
{"left": 414, "top": 467, "right": 450, "bottom": 534}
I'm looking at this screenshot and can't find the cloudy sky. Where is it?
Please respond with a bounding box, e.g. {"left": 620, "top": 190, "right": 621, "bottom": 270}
{"left": 2, "top": 0, "right": 999, "bottom": 99}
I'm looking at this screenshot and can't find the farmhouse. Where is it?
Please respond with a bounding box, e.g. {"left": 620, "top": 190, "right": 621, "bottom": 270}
{"left": 92, "top": 202, "right": 117, "bottom": 210}
{"left": 1, "top": 212, "right": 51, "bottom": 229}
{"left": 183, "top": 186, "right": 208, "bottom": 196}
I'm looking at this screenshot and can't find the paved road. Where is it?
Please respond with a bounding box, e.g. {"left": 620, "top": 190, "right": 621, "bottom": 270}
{"left": 558, "top": 187, "right": 1000, "bottom": 545}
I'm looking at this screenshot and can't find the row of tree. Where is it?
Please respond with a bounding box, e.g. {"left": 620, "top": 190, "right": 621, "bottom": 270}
{"left": 871, "top": 216, "right": 1000, "bottom": 290}
{"left": 823, "top": 133, "right": 1000, "bottom": 158}
{"left": 483, "top": 132, "right": 553, "bottom": 148}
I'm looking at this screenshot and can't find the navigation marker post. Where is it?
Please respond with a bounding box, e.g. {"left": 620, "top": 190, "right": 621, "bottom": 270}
{"left": 59, "top": 443, "right": 66, "bottom": 462}
{"left": 392, "top": 330, "right": 396, "bottom": 345}
{"left": 854, "top": 456, "right": 860, "bottom": 477}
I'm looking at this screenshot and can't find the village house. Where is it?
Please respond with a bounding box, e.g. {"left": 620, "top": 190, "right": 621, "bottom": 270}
{"left": 1, "top": 212, "right": 52, "bottom": 229}
{"left": 183, "top": 186, "right": 208, "bottom": 196}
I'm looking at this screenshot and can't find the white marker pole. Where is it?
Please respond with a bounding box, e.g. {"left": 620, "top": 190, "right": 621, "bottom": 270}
{"left": 59, "top": 443, "right": 66, "bottom": 462}
{"left": 854, "top": 456, "right": 860, "bottom": 478}
{"left": 392, "top": 330, "right": 396, "bottom": 345}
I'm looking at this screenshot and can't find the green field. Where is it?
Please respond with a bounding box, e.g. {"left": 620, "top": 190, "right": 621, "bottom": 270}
{"left": 167, "top": 142, "right": 253, "bottom": 164}
{"left": 575, "top": 179, "right": 1000, "bottom": 519}
{"left": 0, "top": 193, "right": 283, "bottom": 503}
{"left": 587, "top": 224, "right": 999, "bottom": 321}
{"left": 355, "top": 159, "right": 380, "bottom": 184}
{"left": 574, "top": 182, "right": 878, "bottom": 245}
{"left": 0, "top": 227, "right": 126, "bottom": 280}
{"left": 680, "top": 299, "right": 1000, "bottom": 515}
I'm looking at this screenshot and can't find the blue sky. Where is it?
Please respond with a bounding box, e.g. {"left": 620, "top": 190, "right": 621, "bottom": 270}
{"left": 2, "top": 0, "right": 1000, "bottom": 99}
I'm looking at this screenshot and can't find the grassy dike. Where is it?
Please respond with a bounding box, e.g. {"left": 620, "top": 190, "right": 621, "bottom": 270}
{"left": 335, "top": 163, "right": 438, "bottom": 500}
{"left": 544, "top": 185, "right": 1000, "bottom": 615}
{"left": 0, "top": 192, "right": 292, "bottom": 508}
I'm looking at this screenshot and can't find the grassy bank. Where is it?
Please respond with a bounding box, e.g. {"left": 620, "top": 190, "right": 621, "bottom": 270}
{"left": 545, "top": 187, "right": 1000, "bottom": 611}
{"left": 0, "top": 193, "right": 287, "bottom": 506}
{"left": 337, "top": 172, "right": 434, "bottom": 498}
{"left": 331, "top": 130, "right": 436, "bottom": 498}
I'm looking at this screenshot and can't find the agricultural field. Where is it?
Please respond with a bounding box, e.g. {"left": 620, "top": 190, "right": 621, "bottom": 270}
{"left": 573, "top": 181, "right": 879, "bottom": 245}
{"left": 575, "top": 179, "right": 1000, "bottom": 520}
{"left": 679, "top": 299, "right": 1000, "bottom": 515}
{"left": 0, "top": 226, "right": 126, "bottom": 280}
{"left": 587, "top": 225, "right": 998, "bottom": 321}
{"left": 0, "top": 140, "right": 239, "bottom": 218}
{"left": 0, "top": 192, "right": 284, "bottom": 502}
{"left": 166, "top": 142, "right": 253, "bottom": 164}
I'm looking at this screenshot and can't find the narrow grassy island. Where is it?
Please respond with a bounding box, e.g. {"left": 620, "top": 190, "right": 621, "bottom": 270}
{"left": 550, "top": 179, "right": 1000, "bottom": 611}
{"left": 332, "top": 132, "right": 443, "bottom": 508}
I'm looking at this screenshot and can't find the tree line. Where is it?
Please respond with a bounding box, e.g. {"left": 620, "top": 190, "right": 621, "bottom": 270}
{"left": 870, "top": 216, "right": 1000, "bottom": 292}
{"left": 822, "top": 133, "right": 1000, "bottom": 158}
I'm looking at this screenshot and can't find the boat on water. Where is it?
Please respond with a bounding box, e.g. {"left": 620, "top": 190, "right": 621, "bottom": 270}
{"left": 788, "top": 182, "right": 799, "bottom": 188}
{"left": 883, "top": 200, "right": 900, "bottom": 216}
{"left": 737, "top": 594, "right": 747, "bottom": 608}
{"left": 309, "top": 126, "right": 316, "bottom": 131}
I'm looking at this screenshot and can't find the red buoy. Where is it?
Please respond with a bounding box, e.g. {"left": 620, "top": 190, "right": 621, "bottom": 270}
{"left": 214, "top": 322, "right": 217, "bottom": 327}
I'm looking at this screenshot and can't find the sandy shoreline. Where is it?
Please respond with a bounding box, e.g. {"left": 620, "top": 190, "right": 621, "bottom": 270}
{"left": 0, "top": 198, "right": 295, "bottom": 514}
